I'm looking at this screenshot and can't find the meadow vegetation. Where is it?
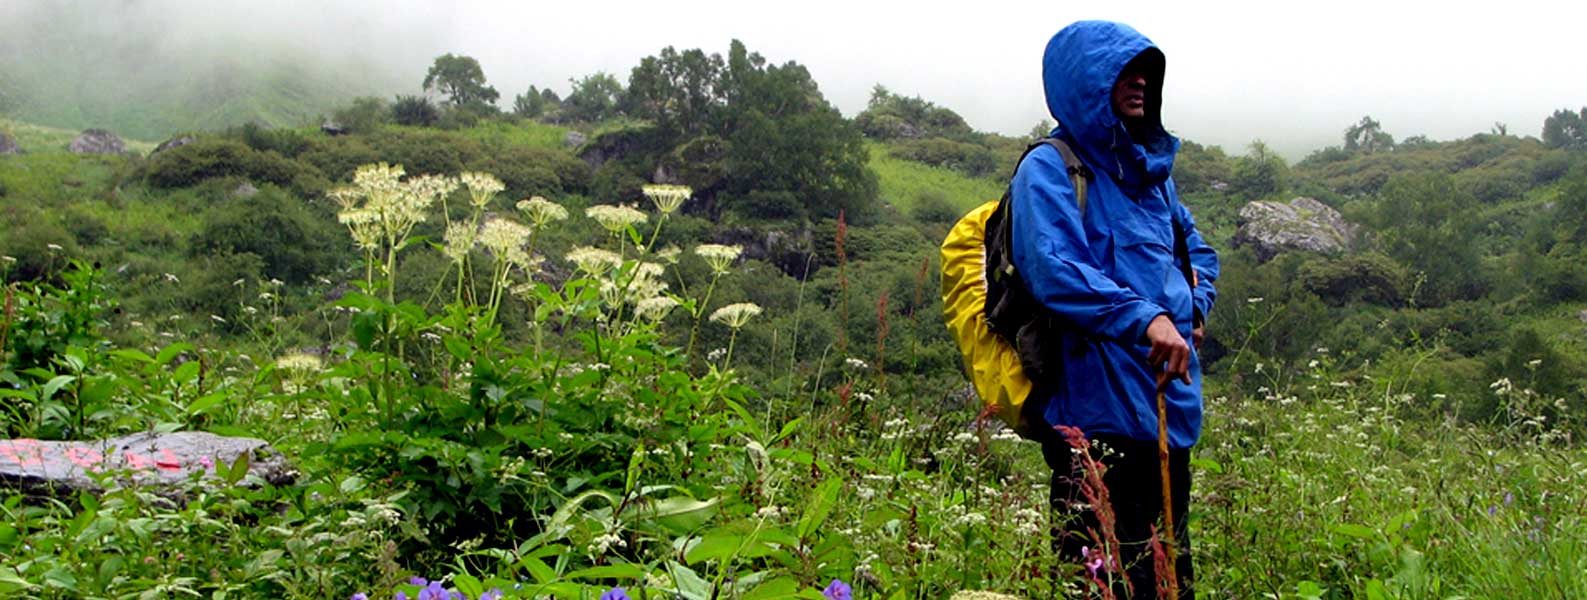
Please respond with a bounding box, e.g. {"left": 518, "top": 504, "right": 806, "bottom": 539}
{"left": 1, "top": 41, "right": 1586, "bottom": 599}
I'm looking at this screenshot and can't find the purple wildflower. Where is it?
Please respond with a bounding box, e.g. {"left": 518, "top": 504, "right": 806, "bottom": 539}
{"left": 418, "top": 581, "right": 451, "bottom": 600}
{"left": 601, "top": 587, "right": 632, "bottom": 600}
{"left": 1081, "top": 546, "right": 1103, "bottom": 578}
{"left": 351, "top": 594, "right": 368, "bottom": 600}
{"left": 1488, "top": 505, "right": 1497, "bottom": 517}
{"left": 410, "top": 577, "right": 428, "bottom": 586}
{"left": 395, "top": 593, "right": 408, "bottom": 600}
{"left": 822, "top": 579, "right": 852, "bottom": 600}
{"left": 480, "top": 589, "right": 505, "bottom": 600}
{"left": 1504, "top": 492, "right": 1514, "bottom": 505}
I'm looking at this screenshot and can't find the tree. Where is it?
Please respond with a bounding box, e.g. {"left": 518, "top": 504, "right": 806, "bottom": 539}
{"left": 1230, "top": 140, "right": 1288, "bottom": 198}
{"left": 1344, "top": 115, "right": 1394, "bottom": 154}
{"left": 391, "top": 95, "right": 439, "bottom": 127}
{"left": 562, "top": 72, "right": 624, "bottom": 123}
{"left": 623, "top": 47, "right": 725, "bottom": 137}
{"left": 1541, "top": 107, "right": 1587, "bottom": 150}
{"left": 1368, "top": 173, "right": 1484, "bottom": 305}
{"left": 422, "top": 54, "right": 500, "bottom": 108}
{"left": 513, "top": 85, "right": 550, "bottom": 119}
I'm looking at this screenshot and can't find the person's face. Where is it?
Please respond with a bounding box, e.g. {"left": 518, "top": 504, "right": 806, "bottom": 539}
{"left": 1112, "top": 63, "right": 1149, "bottom": 121}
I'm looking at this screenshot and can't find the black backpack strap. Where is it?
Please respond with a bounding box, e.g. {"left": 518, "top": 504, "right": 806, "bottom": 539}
{"left": 1038, "top": 138, "right": 1091, "bottom": 215}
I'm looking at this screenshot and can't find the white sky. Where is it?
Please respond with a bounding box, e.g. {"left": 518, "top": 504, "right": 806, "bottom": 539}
{"left": 12, "top": 0, "right": 1587, "bottom": 159}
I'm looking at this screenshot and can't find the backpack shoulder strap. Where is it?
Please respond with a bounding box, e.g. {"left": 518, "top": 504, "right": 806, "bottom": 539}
{"left": 1038, "top": 138, "right": 1091, "bottom": 215}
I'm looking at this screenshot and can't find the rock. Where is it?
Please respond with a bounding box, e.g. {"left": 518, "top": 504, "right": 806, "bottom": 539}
{"left": 69, "top": 129, "right": 125, "bottom": 154}
{"left": 152, "top": 135, "right": 195, "bottom": 156}
{"left": 0, "top": 432, "right": 296, "bottom": 500}
{"left": 321, "top": 119, "right": 346, "bottom": 136}
{"left": 563, "top": 130, "right": 587, "bottom": 148}
{"left": 233, "top": 182, "right": 259, "bottom": 198}
{"left": 0, "top": 131, "right": 20, "bottom": 155}
{"left": 1232, "top": 197, "right": 1356, "bottom": 261}
{"left": 1578, "top": 309, "right": 1587, "bottom": 323}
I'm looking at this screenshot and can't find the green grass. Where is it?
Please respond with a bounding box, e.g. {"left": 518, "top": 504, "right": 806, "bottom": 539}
{"left": 455, "top": 119, "right": 572, "bottom": 151}
{"left": 0, "top": 118, "right": 156, "bottom": 155}
{"left": 869, "top": 141, "right": 1004, "bottom": 215}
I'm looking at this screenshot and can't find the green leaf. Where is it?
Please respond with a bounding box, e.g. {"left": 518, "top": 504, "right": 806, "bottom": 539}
{"left": 444, "top": 336, "right": 472, "bottom": 360}
{"left": 225, "top": 451, "right": 251, "bottom": 485}
{"left": 742, "top": 576, "right": 801, "bottom": 600}
{"left": 1364, "top": 579, "right": 1387, "bottom": 600}
{"left": 1190, "top": 457, "right": 1223, "bottom": 474}
{"left": 172, "top": 361, "right": 201, "bottom": 384}
{"left": 185, "top": 393, "right": 227, "bottom": 416}
{"left": 352, "top": 311, "right": 380, "bottom": 349}
{"left": 1331, "top": 523, "right": 1377, "bottom": 540}
{"left": 154, "top": 343, "right": 194, "bottom": 366}
{"left": 684, "top": 534, "right": 742, "bottom": 564}
{"left": 796, "top": 477, "right": 841, "bottom": 540}
{"left": 110, "top": 349, "right": 155, "bottom": 364}
{"left": 1296, "top": 581, "right": 1324, "bottom": 600}
{"left": 667, "top": 561, "right": 711, "bottom": 600}
{"left": 452, "top": 574, "right": 484, "bottom": 598}
{"left": 40, "top": 375, "right": 76, "bottom": 401}
{"left": 519, "top": 557, "right": 557, "bottom": 584}
{"left": 564, "top": 564, "right": 645, "bottom": 581}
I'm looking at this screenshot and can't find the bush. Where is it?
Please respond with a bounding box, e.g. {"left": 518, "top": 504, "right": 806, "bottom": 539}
{"left": 363, "top": 129, "right": 483, "bottom": 176}
{"left": 143, "top": 139, "right": 309, "bottom": 190}
{"left": 332, "top": 96, "right": 389, "bottom": 135}
{"left": 192, "top": 186, "right": 343, "bottom": 284}
{"left": 235, "top": 123, "right": 314, "bottom": 158}
{"left": 474, "top": 145, "right": 590, "bottom": 199}
{"left": 391, "top": 95, "right": 440, "bottom": 127}
{"left": 0, "top": 205, "right": 81, "bottom": 282}
{"left": 910, "top": 190, "right": 961, "bottom": 224}
{"left": 62, "top": 208, "right": 110, "bottom": 246}
{"left": 890, "top": 137, "right": 998, "bottom": 177}
{"left": 300, "top": 137, "right": 381, "bottom": 183}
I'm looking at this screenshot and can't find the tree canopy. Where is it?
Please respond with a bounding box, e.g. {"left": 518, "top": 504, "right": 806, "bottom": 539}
{"left": 423, "top": 53, "right": 500, "bottom": 109}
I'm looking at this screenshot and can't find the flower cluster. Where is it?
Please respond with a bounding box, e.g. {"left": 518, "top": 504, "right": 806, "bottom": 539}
{"left": 694, "top": 244, "right": 742, "bottom": 274}
{"left": 586, "top": 204, "right": 648, "bottom": 233}
{"left": 709, "top": 302, "right": 762, "bottom": 329}
{"left": 517, "top": 196, "right": 570, "bottom": 228}
{"left": 642, "top": 184, "right": 692, "bottom": 215}
{"left": 460, "top": 171, "right": 505, "bottom": 208}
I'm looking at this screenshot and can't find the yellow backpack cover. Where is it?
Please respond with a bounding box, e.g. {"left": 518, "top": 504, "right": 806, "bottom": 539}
{"left": 940, "top": 199, "right": 1037, "bottom": 435}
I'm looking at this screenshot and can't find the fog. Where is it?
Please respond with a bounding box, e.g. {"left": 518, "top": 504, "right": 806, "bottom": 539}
{"left": 5, "top": 0, "right": 1584, "bottom": 159}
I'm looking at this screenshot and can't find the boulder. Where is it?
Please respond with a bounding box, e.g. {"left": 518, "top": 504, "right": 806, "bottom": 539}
{"left": 0, "top": 131, "right": 20, "bottom": 155}
{"left": 0, "top": 432, "right": 296, "bottom": 500}
{"left": 233, "top": 182, "right": 259, "bottom": 198}
{"left": 1578, "top": 309, "right": 1587, "bottom": 323}
{"left": 69, "top": 129, "right": 126, "bottom": 154}
{"left": 563, "top": 130, "right": 587, "bottom": 148}
{"left": 152, "top": 135, "right": 195, "bottom": 155}
{"left": 321, "top": 119, "right": 347, "bottom": 136}
{"left": 1232, "top": 197, "right": 1356, "bottom": 261}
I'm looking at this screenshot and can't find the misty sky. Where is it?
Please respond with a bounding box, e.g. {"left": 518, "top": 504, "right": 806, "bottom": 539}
{"left": 9, "top": 0, "right": 1586, "bottom": 159}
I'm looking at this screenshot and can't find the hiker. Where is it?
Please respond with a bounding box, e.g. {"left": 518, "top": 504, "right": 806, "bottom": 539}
{"left": 1011, "top": 21, "right": 1219, "bottom": 598}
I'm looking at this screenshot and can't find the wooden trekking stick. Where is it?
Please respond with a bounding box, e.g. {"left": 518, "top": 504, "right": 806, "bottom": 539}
{"left": 1155, "top": 372, "right": 1180, "bottom": 598}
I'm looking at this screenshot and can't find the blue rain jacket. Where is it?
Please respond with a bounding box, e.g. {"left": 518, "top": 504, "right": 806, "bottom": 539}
{"left": 1011, "top": 21, "right": 1219, "bottom": 448}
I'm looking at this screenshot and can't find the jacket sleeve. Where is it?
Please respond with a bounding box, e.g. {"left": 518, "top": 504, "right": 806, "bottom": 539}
{"left": 1169, "top": 189, "right": 1220, "bottom": 326}
{"left": 1010, "top": 147, "right": 1166, "bottom": 343}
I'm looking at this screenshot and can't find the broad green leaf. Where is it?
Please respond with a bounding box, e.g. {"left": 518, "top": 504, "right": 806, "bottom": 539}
{"left": 684, "top": 534, "right": 741, "bottom": 564}
{"left": 185, "top": 393, "right": 227, "bottom": 416}
{"left": 452, "top": 574, "right": 484, "bottom": 598}
{"left": 742, "top": 576, "right": 801, "bottom": 600}
{"left": 110, "top": 349, "right": 155, "bottom": 364}
{"left": 1331, "top": 523, "right": 1377, "bottom": 540}
{"left": 565, "top": 564, "right": 645, "bottom": 581}
{"left": 519, "top": 557, "right": 556, "bottom": 584}
{"left": 172, "top": 361, "right": 201, "bottom": 384}
{"left": 40, "top": 375, "right": 76, "bottom": 402}
{"left": 154, "top": 343, "right": 194, "bottom": 366}
{"left": 796, "top": 477, "right": 842, "bottom": 540}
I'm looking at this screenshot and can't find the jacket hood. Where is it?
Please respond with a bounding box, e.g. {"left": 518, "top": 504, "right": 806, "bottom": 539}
{"left": 1043, "top": 20, "right": 1179, "bottom": 190}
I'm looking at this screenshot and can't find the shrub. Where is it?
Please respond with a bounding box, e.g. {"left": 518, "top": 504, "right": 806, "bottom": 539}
{"left": 391, "top": 95, "right": 440, "bottom": 127}
{"left": 143, "top": 139, "right": 306, "bottom": 189}
{"left": 235, "top": 122, "right": 314, "bottom": 158}
{"left": 910, "top": 190, "right": 961, "bottom": 224}
{"left": 192, "top": 186, "right": 343, "bottom": 283}
{"left": 300, "top": 136, "right": 381, "bottom": 183}
{"left": 332, "top": 96, "right": 390, "bottom": 135}
{"left": 0, "top": 205, "right": 80, "bottom": 282}
{"left": 363, "top": 129, "right": 483, "bottom": 176}
{"left": 890, "top": 137, "right": 998, "bottom": 177}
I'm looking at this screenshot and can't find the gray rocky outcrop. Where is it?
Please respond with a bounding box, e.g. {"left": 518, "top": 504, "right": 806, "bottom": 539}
{"left": 0, "top": 131, "right": 20, "bottom": 155}
{"left": 69, "top": 129, "right": 125, "bottom": 154}
{"left": 233, "top": 182, "right": 259, "bottom": 198}
{"left": 0, "top": 432, "right": 296, "bottom": 500}
{"left": 152, "top": 135, "right": 195, "bottom": 155}
{"left": 563, "top": 130, "right": 587, "bottom": 148}
{"left": 1233, "top": 197, "right": 1357, "bottom": 261}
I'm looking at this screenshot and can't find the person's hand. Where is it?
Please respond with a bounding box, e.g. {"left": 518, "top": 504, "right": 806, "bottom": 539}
{"left": 1145, "top": 315, "right": 1191, "bottom": 386}
{"left": 1192, "top": 325, "right": 1204, "bottom": 350}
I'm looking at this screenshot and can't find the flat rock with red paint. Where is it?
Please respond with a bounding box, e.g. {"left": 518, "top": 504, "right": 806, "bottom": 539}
{"left": 0, "top": 432, "right": 296, "bottom": 499}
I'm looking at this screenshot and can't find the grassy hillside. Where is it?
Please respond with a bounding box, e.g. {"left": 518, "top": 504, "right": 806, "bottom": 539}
{"left": 869, "top": 142, "right": 1004, "bottom": 216}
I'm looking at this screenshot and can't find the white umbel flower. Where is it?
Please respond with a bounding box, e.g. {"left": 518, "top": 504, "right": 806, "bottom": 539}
{"left": 516, "top": 196, "right": 570, "bottom": 228}
{"left": 694, "top": 244, "right": 742, "bottom": 274}
{"left": 566, "top": 246, "right": 622, "bottom": 275}
{"left": 709, "top": 302, "right": 762, "bottom": 329}
{"left": 642, "top": 184, "right": 691, "bottom": 215}
{"left": 586, "top": 204, "right": 648, "bottom": 232}
{"left": 460, "top": 171, "right": 505, "bottom": 208}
